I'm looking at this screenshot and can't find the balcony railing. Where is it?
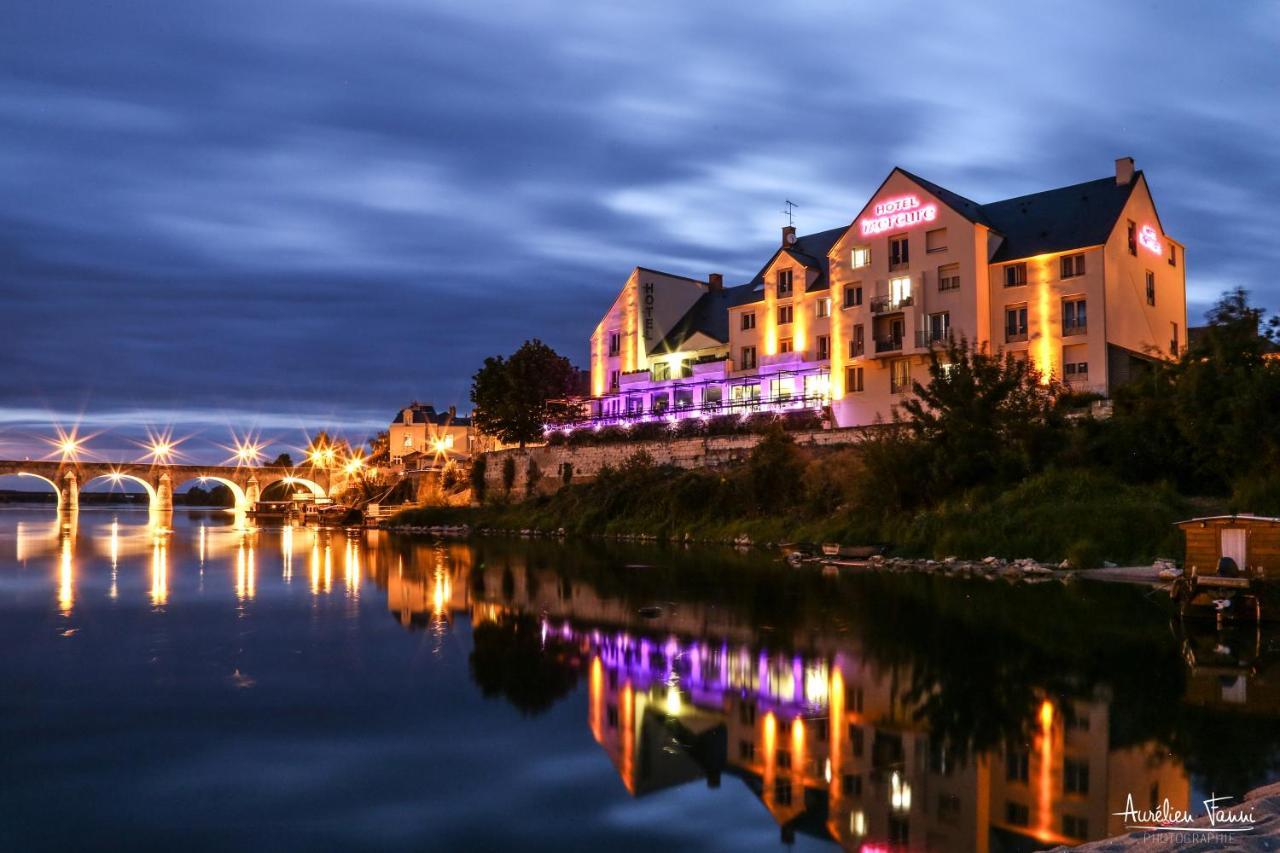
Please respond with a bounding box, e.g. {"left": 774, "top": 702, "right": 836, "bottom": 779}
{"left": 870, "top": 294, "right": 913, "bottom": 314}
{"left": 556, "top": 391, "right": 832, "bottom": 431}
{"left": 1005, "top": 329, "right": 1028, "bottom": 343}
{"left": 1062, "top": 322, "right": 1088, "bottom": 337}
{"left": 917, "top": 329, "right": 951, "bottom": 348}
{"left": 874, "top": 336, "right": 904, "bottom": 353}
{"left": 849, "top": 341, "right": 865, "bottom": 357}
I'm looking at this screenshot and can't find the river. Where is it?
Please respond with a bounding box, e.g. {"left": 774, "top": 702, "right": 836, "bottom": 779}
{"left": 1, "top": 506, "right": 1277, "bottom": 851}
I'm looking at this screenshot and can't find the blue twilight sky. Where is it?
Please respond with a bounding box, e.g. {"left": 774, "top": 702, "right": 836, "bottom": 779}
{"left": 2, "top": 0, "right": 1278, "bottom": 461}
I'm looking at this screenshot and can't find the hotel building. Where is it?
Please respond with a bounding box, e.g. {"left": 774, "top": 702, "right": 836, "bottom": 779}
{"left": 580, "top": 158, "right": 1186, "bottom": 429}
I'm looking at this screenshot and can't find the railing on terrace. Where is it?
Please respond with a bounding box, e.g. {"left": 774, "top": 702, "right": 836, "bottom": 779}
{"left": 916, "top": 329, "right": 951, "bottom": 348}
{"left": 870, "top": 294, "right": 913, "bottom": 314}
{"left": 1005, "top": 329, "right": 1028, "bottom": 343}
{"left": 1062, "top": 322, "right": 1088, "bottom": 337}
{"left": 874, "top": 336, "right": 903, "bottom": 353}
{"left": 555, "top": 392, "right": 831, "bottom": 432}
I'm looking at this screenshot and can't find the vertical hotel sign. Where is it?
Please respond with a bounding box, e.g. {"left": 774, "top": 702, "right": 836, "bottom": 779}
{"left": 642, "top": 281, "right": 655, "bottom": 346}
{"left": 860, "top": 195, "right": 938, "bottom": 236}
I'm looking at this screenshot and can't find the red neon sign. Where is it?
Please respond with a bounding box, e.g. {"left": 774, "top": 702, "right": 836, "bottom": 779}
{"left": 1138, "top": 224, "right": 1162, "bottom": 255}
{"left": 860, "top": 194, "right": 938, "bottom": 236}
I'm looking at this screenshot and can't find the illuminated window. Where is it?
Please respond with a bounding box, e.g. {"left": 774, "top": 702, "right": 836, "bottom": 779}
{"left": 778, "top": 305, "right": 793, "bottom": 325}
{"left": 889, "top": 275, "right": 912, "bottom": 307}
{"left": 889, "top": 235, "right": 910, "bottom": 270}
{"left": 1063, "top": 297, "right": 1087, "bottom": 335}
{"left": 844, "top": 284, "right": 863, "bottom": 308}
{"left": 1060, "top": 253, "right": 1085, "bottom": 279}
{"left": 1146, "top": 270, "right": 1156, "bottom": 305}
{"left": 938, "top": 263, "right": 959, "bottom": 291}
{"left": 731, "top": 383, "right": 760, "bottom": 402}
{"left": 851, "top": 246, "right": 870, "bottom": 268}
{"left": 1062, "top": 814, "right": 1088, "bottom": 840}
{"left": 846, "top": 365, "right": 864, "bottom": 392}
{"left": 1127, "top": 220, "right": 1137, "bottom": 255}
{"left": 779, "top": 338, "right": 793, "bottom": 354}
{"left": 816, "top": 297, "right": 831, "bottom": 318}
{"left": 816, "top": 335, "right": 830, "bottom": 360}
{"left": 608, "top": 331, "right": 621, "bottom": 356}
{"left": 1005, "top": 305, "right": 1028, "bottom": 342}
{"left": 890, "top": 359, "right": 911, "bottom": 394}
{"left": 740, "top": 346, "right": 757, "bottom": 370}
{"left": 402, "top": 434, "right": 413, "bottom": 448}
{"left": 925, "top": 227, "right": 947, "bottom": 253}
{"left": 652, "top": 362, "right": 671, "bottom": 381}
{"left": 741, "top": 312, "right": 756, "bottom": 331}
{"left": 776, "top": 269, "right": 793, "bottom": 296}
{"left": 1004, "top": 263, "right": 1027, "bottom": 287}
{"left": 769, "top": 376, "right": 793, "bottom": 400}
{"left": 850, "top": 324, "right": 865, "bottom": 357}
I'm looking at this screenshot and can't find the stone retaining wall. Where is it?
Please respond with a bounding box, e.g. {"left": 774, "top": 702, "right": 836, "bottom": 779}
{"left": 478, "top": 426, "right": 867, "bottom": 497}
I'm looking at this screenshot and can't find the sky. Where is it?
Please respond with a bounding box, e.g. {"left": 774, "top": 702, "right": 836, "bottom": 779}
{"left": 2, "top": 0, "right": 1278, "bottom": 462}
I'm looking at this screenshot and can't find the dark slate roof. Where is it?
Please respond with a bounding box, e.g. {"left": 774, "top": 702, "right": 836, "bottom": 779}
{"left": 981, "top": 173, "right": 1139, "bottom": 262}
{"left": 393, "top": 403, "right": 471, "bottom": 427}
{"left": 896, "top": 167, "right": 994, "bottom": 228}
{"left": 648, "top": 282, "right": 757, "bottom": 354}
{"left": 746, "top": 225, "right": 849, "bottom": 294}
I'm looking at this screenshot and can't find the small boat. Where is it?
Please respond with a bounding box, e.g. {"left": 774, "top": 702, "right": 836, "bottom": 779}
{"left": 821, "top": 543, "right": 885, "bottom": 559}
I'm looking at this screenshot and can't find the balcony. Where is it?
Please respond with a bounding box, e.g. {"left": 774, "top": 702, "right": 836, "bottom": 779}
{"left": 1005, "top": 329, "right": 1028, "bottom": 343}
{"left": 1062, "top": 322, "right": 1088, "bottom": 337}
{"left": 916, "top": 329, "right": 951, "bottom": 348}
{"left": 871, "top": 294, "right": 914, "bottom": 315}
{"left": 874, "top": 336, "right": 903, "bottom": 354}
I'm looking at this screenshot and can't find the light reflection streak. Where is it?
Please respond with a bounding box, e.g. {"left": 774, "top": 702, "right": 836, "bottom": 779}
{"left": 58, "top": 533, "right": 73, "bottom": 615}
{"left": 150, "top": 534, "right": 168, "bottom": 606}
{"left": 281, "top": 526, "right": 293, "bottom": 582}
{"left": 109, "top": 519, "right": 119, "bottom": 599}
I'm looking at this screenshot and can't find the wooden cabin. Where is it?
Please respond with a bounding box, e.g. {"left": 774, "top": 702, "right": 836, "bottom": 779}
{"left": 1177, "top": 515, "right": 1280, "bottom": 579}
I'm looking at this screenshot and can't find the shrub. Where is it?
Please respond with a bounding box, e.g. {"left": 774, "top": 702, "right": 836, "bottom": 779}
{"left": 1230, "top": 473, "right": 1280, "bottom": 516}
{"left": 597, "top": 425, "right": 628, "bottom": 444}
{"left": 780, "top": 409, "right": 823, "bottom": 432}
{"left": 744, "top": 411, "right": 780, "bottom": 434}
{"left": 630, "top": 421, "right": 671, "bottom": 442}
{"left": 501, "top": 455, "right": 517, "bottom": 495}
{"left": 705, "top": 414, "right": 745, "bottom": 436}
{"left": 674, "top": 418, "right": 707, "bottom": 439}
{"left": 747, "top": 427, "right": 805, "bottom": 511}
{"left": 545, "top": 431, "right": 568, "bottom": 446}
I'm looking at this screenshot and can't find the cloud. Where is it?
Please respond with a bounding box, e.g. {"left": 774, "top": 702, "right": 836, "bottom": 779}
{"left": 2, "top": 0, "right": 1277, "bottom": 460}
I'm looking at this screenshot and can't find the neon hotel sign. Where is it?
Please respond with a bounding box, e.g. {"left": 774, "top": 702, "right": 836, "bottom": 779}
{"left": 860, "top": 194, "right": 938, "bottom": 236}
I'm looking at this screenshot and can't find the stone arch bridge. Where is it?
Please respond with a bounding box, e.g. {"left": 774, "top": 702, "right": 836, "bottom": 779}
{"left": 0, "top": 460, "right": 335, "bottom": 513}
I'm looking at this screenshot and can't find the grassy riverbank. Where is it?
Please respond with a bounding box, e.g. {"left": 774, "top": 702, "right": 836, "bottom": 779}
{"left": 393, "top": 451, "right": 1201, "bottom": 566}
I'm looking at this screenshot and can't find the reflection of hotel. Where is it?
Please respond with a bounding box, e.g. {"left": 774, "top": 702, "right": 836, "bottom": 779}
{"left": 577, "top": 158, "right": 1186, "bottom": 429}
{"left": 461, "top": 557, "right": 1191, "bottom": 851}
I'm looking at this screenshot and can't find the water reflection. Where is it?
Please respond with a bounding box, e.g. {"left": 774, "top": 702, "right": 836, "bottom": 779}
{"left": 5, "top": 511, "right": 1279, "bottom": 850}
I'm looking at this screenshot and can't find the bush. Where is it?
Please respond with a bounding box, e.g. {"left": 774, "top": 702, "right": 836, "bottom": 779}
{"left": 545, "top": 430, "right": 568, "bottom": 446}
{"left": 747, "top": 427, "right": 805, "bottom": 511}
{"left": 597, "top": 426, "right": 628, "bottom": 444}
{"left": 630, "top": 421, "right": 671, "bottom": 442}
{"left": 744, "top": 411, "right": 780, "bottom": 434}
{"left": 1230, "top": 473, "right": 1280, "bottom": 516}
{"left": 780, "top": 409, "right": 823, "bottom": 431}
{"left": 705, "top": 414, "right": 745, "bottom": 436}
{"left": 674, "top": 417, "right": 707, "bottom": 439}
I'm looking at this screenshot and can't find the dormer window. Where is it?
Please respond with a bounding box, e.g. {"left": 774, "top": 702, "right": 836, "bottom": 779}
{"left": 776, "top": 269, "right": 793, "bottom": 297}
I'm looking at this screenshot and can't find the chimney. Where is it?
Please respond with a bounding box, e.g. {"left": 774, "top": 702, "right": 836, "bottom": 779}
{"left": 781, "top": 225, "right": 797, "bottom": 247}
{"left": 707, "top": 273, "right": 723, "bottom": 291}
{"left": 1115, "top": 156, "right": 1135, "bottom": 186}
{"left": 448, "top": 405, "right": 456, "bottom": 419}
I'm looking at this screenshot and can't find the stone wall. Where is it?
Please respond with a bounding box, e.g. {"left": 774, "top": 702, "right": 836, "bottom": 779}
{"left": 478, "top": 426, "right": 866, "bottom": 497}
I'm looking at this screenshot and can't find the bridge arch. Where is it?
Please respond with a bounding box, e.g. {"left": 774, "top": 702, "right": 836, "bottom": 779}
{"left": 172, "top": 475, "right": 249, "bottom": 511}
{"left": 13, "top": 472, "right": 62, "bottom": 508}
{"left": 259, "top": 475, "right": 327, "bottom": 500}
{"left": 82, "top": 473, "right": 159, "bottom": 506}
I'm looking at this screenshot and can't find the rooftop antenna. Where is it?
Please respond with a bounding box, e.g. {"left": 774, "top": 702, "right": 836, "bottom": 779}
{"left": 782, "top": 199, "right": 798, "bottom": 227}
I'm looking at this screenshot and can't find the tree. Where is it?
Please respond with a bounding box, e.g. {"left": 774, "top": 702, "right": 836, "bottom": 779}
{"left": 366, "top": 430, "right": 390, "bottom": 466}
{"left": 863, "top": 339, "right": 1068, "bottom": 510}
{"left": 470, "top": 339, "right": 581, "bottom": 448}
{"left": 270, "top": 452, "right": 294, "bottom": 467}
